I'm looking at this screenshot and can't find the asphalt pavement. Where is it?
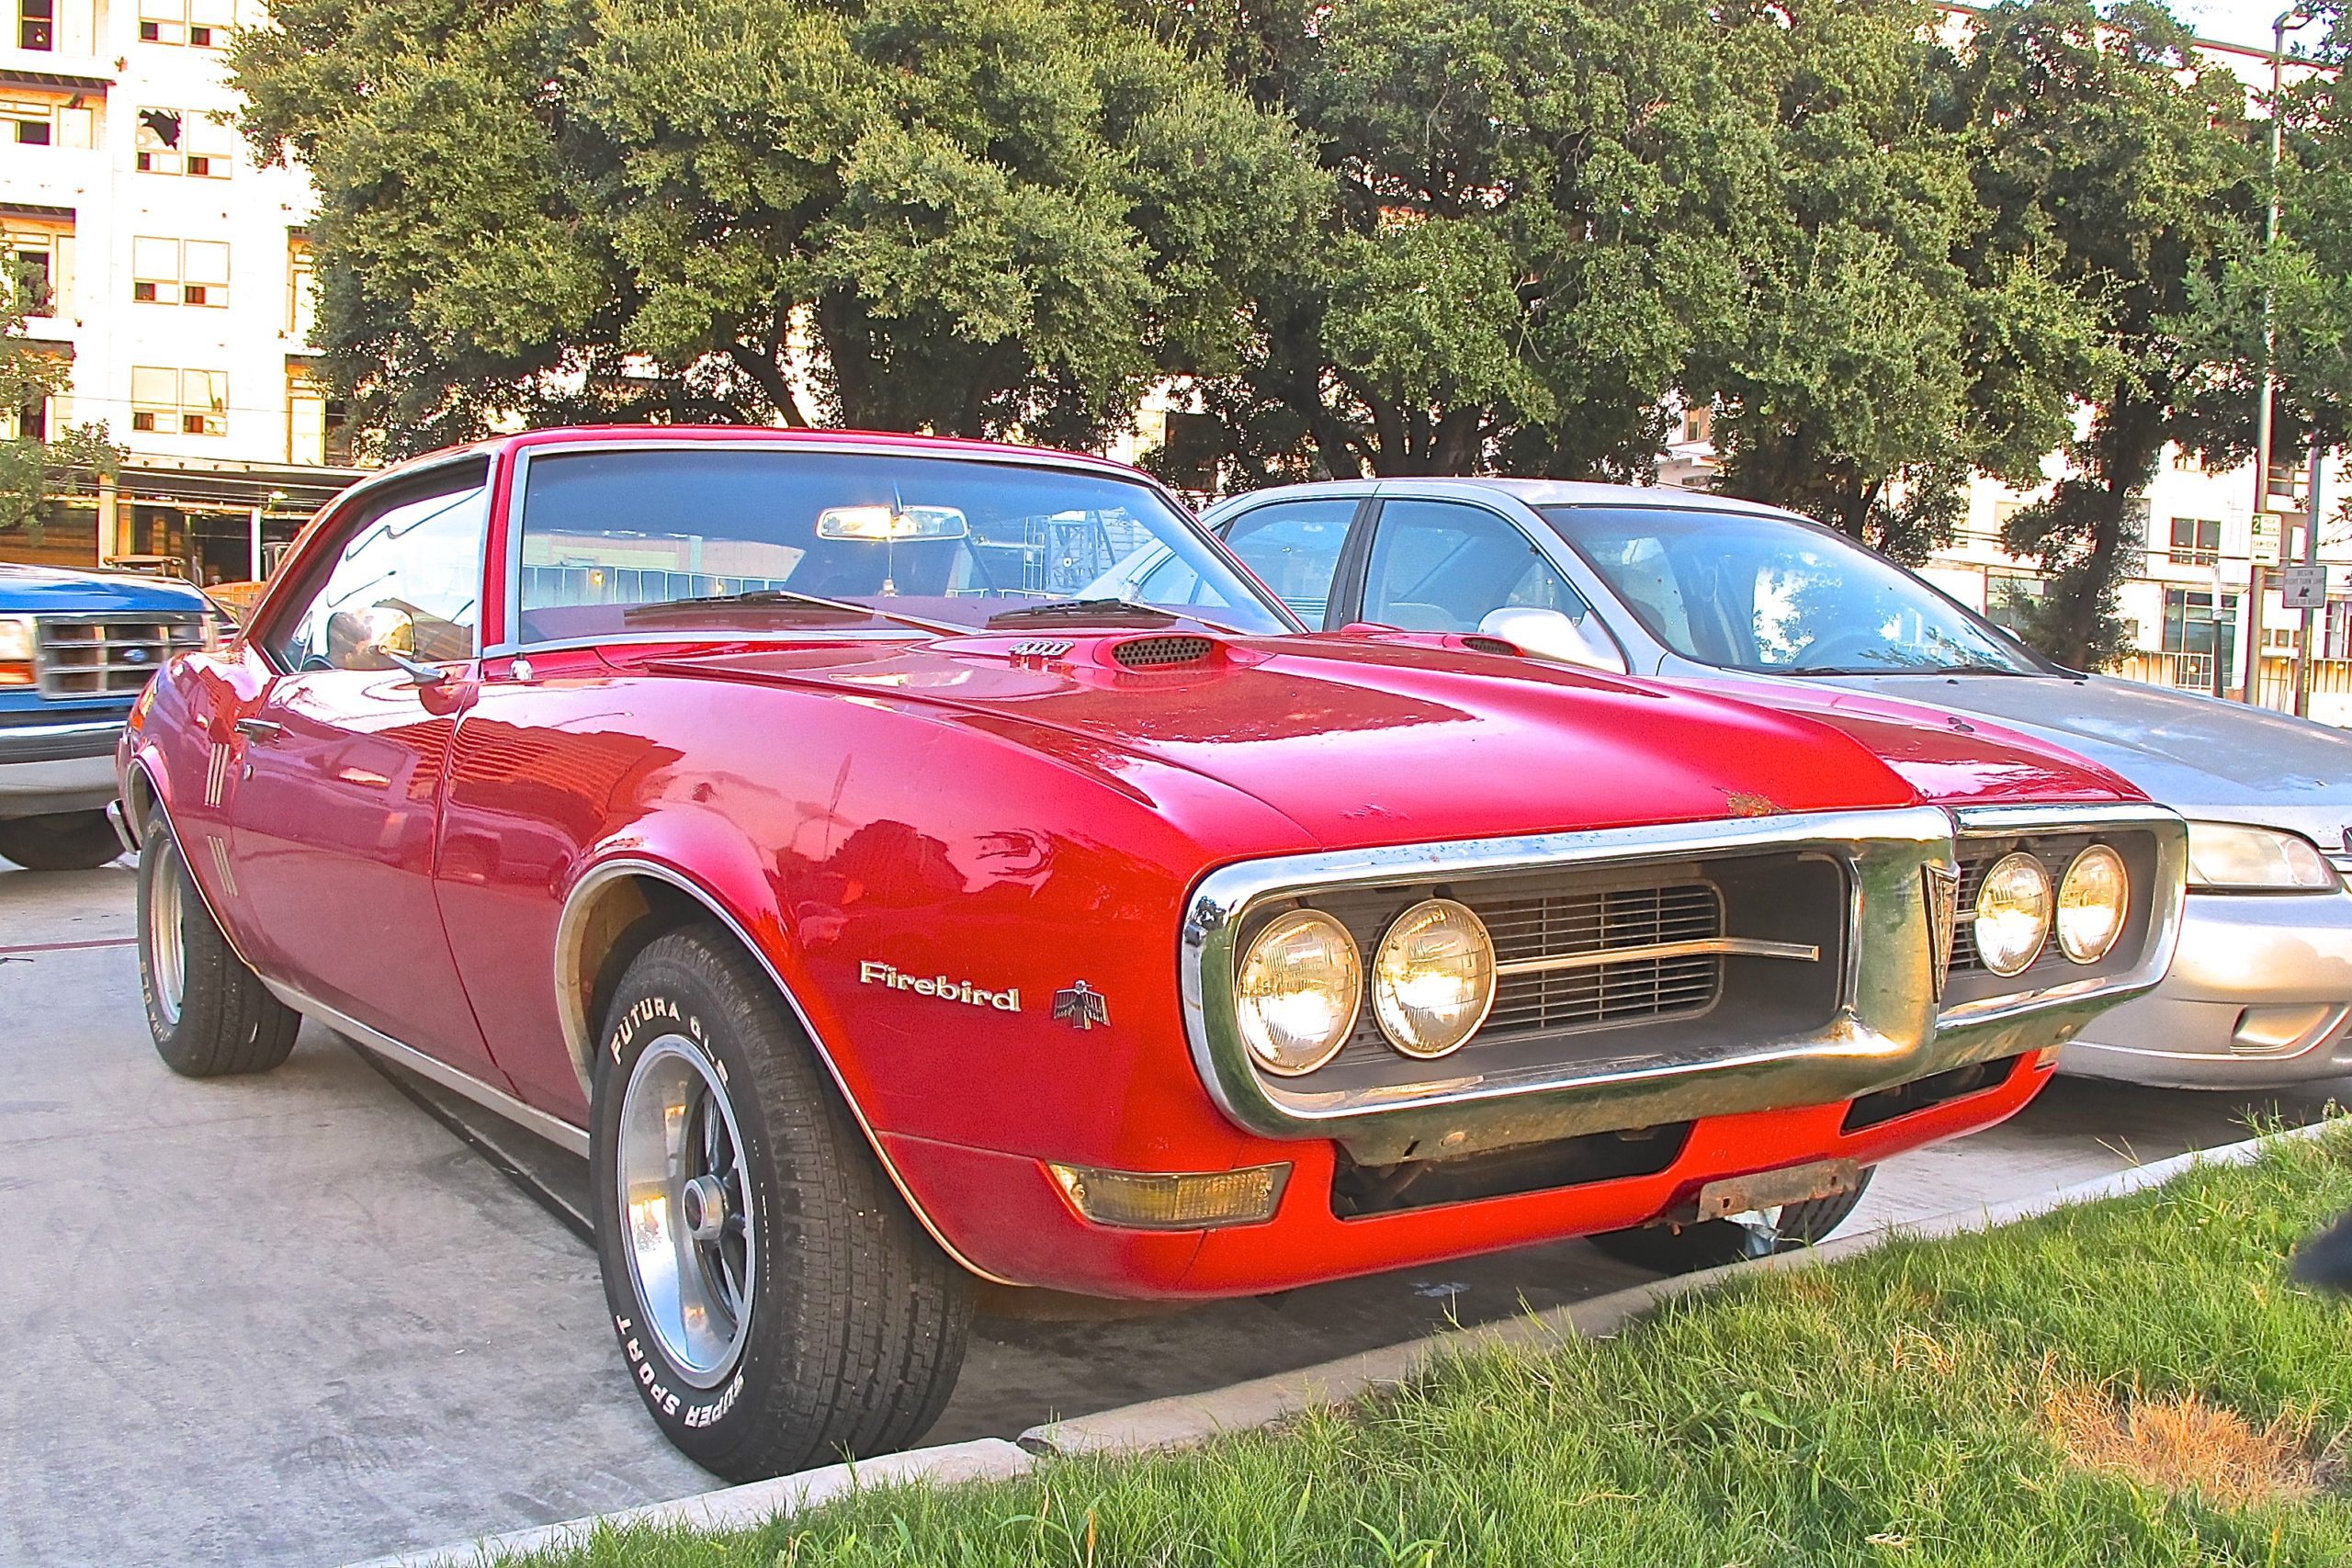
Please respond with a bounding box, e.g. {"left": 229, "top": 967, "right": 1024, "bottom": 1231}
{"left": 2, "top": 861, "right": 2344, "bottom": 1567}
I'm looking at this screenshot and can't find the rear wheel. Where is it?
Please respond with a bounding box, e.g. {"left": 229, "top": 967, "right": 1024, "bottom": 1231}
{"left": 591, "top": 926, "right": 972, "bottom": 1481}
{"left": 0, "top": 809, "right": 125, "bottom": 871}
{"left": 137, "top": 814, "right": 300, "bottom": 1077}
{"left": 1587, "top": 1168, "right": 1874, "bottom": 1274}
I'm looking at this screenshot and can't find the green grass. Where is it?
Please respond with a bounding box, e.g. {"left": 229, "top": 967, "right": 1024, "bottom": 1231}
{"left": 517, "top": 1127, "right": 2352, "bottom": 1568}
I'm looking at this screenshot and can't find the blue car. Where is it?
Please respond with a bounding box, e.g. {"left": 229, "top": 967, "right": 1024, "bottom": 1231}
{"left": 0, "top": 562, "right": 215, "bottom": 870}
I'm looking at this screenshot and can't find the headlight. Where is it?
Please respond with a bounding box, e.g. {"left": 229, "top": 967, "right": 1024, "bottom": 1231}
{"left": 1372, "top": 898, "right": 1496, "bottom": 1058}
{"left": 2185, "top": 822, "right": 2337, "bottom": 891}
{"left": 1973, "top": 851, "right": 2052, "bottom": 976}
{"left": 2055, "top": 844, "right": 2129, "bottom": 964}
{"left": 1235, "top": 910, "right": 1361, "bottom": 1076}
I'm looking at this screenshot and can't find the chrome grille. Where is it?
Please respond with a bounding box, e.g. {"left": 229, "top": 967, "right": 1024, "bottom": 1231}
{"left": 35, "top": 614, "right": 207, "bottom": 698}
{"left": 1480, "top": 882, "right": 1724, "bottom": 1036}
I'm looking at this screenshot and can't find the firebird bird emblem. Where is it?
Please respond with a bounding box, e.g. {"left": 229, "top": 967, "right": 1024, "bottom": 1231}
{"left": 1923, "top": 863, "right": 1960, "bottom": 1002}
{"left": 1053, "top": 981, "right": 1111, "bottom": 1031}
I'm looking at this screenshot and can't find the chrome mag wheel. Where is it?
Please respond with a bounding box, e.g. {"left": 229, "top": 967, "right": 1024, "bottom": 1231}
{"left": 616, "top": 1035, "right": 756, "bottom": 1388}
{"left": 145, "top": 832, "right": 187, "bottom": 1027}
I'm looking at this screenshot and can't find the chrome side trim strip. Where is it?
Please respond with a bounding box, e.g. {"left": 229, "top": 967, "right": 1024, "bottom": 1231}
{"left": 554, "top": 856, "right": 1021, "bottom": 1288}
{"left": 137, "top": 774, "right": 267, "bottom": 977}
{"left": 1491, "top": 936, "right": 1819, "bottom": 977}
{"left": 262, "top": 977, "right": 593, "bottom": 1159}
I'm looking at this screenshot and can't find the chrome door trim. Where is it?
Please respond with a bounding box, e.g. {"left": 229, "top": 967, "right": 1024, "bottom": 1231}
{"left": 262, "top": 975, "right": 593, "bottom": 1159}
{"left": 554, "top": 854, "right": 1022, "bottom": 1287}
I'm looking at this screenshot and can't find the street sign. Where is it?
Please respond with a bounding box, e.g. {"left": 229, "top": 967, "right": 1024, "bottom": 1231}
{"left": 2280, "top": 563, "right": 2329, "bottom": 611}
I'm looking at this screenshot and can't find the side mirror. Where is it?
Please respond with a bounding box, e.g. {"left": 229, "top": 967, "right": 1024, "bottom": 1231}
{"left": 1477, "top": 606, "right": 1626, "bottom": 673}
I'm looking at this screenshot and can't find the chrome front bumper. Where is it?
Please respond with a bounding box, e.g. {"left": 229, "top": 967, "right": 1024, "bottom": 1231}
{"left": 0, "top": 717, "right": 124, "bottom": 818}
{"left": 2063, "top": 883, "right": 2352, "bottom": 1087}
{"left": 1181, "top": 803, "right": 2185, "bottom": 1164}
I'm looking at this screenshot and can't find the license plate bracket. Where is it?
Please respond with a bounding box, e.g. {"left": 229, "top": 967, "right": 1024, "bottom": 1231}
{"left": 1693, "top": 1156, "right": 1861, "bottom": 1221}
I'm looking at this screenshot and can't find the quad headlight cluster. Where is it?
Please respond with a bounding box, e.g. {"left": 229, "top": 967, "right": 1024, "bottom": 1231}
{"left": 1234, "top": 898, "right": 1498, "bottom": 1076}
{"left": 1971, "top": 844, "right": 2132, "bottom": 978}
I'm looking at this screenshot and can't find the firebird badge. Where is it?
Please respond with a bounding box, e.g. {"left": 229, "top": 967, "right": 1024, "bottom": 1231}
{"left": 1053, "top": 981, "right": 1111, "bottom": 1031}
{"left": 858, "top": 961, "right": 1020, "bottom": 1013}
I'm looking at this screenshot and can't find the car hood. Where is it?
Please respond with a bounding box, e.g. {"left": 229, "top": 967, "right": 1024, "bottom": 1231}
{"left": 1817, "top": 671, "right": 2352, "bottom": 847}
{"left": 0, "top": 563, "right": 210, "bottom": 615}
{"left": 648, "top": 632, "right": 1952, "bottom": 852}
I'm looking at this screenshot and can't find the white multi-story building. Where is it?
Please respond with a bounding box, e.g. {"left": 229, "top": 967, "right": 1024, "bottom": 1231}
{"left": 3, "top": 0, "right": 361, "bottom": 582}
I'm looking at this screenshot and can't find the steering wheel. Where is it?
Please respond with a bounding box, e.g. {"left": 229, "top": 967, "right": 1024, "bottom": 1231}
{"left": 1788, "top": 626, "right": 1894, "bottom": 672}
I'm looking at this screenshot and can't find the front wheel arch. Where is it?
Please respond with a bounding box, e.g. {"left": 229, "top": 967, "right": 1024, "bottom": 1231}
{"left": 554, "top": 855, "right": 1018, "bottom": 1290}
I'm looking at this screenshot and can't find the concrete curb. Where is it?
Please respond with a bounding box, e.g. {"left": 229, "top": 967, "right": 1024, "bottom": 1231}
{"left": 341, "top": 1439, "right": 1035, "bottom": 1567}
{"left": 349, "top": 1114, "right": 2343, "bottom": 1565}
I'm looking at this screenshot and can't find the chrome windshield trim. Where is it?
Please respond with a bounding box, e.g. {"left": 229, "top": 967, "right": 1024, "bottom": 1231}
{"left": 1180, "top": 804, "right": 1956, "bottom": 1156}
{"left": 495, "top": 435, "right": 1300, "bottom": 656}
{"left": 1492, "top": 936, "right": 1820, "bottom": 977}
{"left": 1936, "top": 802, "right": 2188, "bottom": 1034}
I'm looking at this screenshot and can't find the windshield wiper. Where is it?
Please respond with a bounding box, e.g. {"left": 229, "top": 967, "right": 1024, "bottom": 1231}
{"left": 626, "top": 588, "right": 964, "bottom": 637}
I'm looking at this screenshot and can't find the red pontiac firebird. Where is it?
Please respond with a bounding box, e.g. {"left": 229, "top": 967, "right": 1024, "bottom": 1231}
{"left": 117, "top": 428, "right": 2185, "bottom": 1479}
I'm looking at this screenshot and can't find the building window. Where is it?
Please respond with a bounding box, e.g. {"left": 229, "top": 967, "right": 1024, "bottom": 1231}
{"left": 1984, "top": 570, "right": 2050, "bottom": 637}
{"left": 2166, "top": 517, "right": 2222, "bottom": 567}
{"left": 287, "top": 232, "right": 317, "bottom": 342}
{"left": 2325, "top": 601, "right": 2352, "bottom": 660}
{"left": 130, "top": 367, "right": 228, "bottom": 436}
{"left": 2162, "top": 588, "right": 2240, "bottom": 670}
{"left": 135, "top": 107, "right": 232, "bottom": 177}
{"left": 1679, "top": 406, "right": 1713, "bottom": 446}
{"left": 286, "top": 367, "right": 350, "bottom": 466}
{"left": 3, "top": 219, "right": 71, "bottom": 316}
{"left": 18, "top": 0, "right": 52, "bottom": 49}
{"left": 138, "top": 0, "right": 232, "bottom": 46}
{"left": 131, "top": 237, "right": 229, "bottom": 307}
{"left": 4, "top": 94, "right": 93, "bottom": 147}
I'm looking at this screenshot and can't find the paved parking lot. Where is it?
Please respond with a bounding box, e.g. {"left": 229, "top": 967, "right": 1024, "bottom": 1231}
{"left": 4, "top": 861, "right": 2346, "bottom": 1567}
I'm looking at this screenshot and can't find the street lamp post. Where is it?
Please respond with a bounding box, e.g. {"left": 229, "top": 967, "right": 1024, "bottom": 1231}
{"left": 2249, "top": 5, "right": 2319, "bottom": 706}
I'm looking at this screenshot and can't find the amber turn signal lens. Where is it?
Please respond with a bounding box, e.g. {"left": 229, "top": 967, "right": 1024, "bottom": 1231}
{"left": 1047, "top": 1162, "right": 1290, "bottom": 1230}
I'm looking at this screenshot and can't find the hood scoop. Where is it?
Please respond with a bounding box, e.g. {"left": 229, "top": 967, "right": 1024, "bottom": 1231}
{"left": 1109, "top": 634, "right": 1216, "bottom": 670}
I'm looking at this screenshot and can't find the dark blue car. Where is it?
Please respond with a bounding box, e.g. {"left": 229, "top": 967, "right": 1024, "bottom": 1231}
{"left": 0, "top": 562, "right": 214, "bottom": 869}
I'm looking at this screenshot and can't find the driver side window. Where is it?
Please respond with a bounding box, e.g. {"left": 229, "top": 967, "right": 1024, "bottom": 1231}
{"left": 1363, "top": 501, "right": 1590, "bottom": 632}
{"left": 272, "top": 473, "right": 489, "bottom": 671}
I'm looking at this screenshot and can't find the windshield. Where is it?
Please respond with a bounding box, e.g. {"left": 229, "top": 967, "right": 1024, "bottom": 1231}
{"left": 1538, "top": 506, "right": 2046, "bottom": 676}
{"left": 514, "top": 446, "right": 1288, "bottom": 644}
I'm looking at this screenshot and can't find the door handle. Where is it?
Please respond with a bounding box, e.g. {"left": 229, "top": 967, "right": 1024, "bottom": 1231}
{"left": 234, "top": 717, "right": 284, "bottom": 742}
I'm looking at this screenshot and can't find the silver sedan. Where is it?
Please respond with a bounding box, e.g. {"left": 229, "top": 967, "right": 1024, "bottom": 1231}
{"left": 1149, "top": 478, "right": 2352, "bottom": 1089}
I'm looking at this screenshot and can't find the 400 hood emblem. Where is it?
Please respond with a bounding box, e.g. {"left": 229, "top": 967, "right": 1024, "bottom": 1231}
{"left": 858, "top": 960, "right": 1021, "bottom": 1012}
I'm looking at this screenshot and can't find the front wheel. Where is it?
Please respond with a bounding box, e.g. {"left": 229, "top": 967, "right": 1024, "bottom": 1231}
{"left": 0, "top": 809, "right": 125, "bottom": 871}
{"left": 591, "top": 927, "right": 972, "bottom": 1481}
{"left": 1587, "top": 1168, "right": 1875, "bottom": 1274}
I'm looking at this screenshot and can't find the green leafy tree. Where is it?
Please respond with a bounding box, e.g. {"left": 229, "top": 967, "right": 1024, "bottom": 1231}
{"left": 230, "top": 0, "right": 1320, "bottom": 455}
{"left": 1947, "top": 0, "right": 2258, "bottom": 670}
{"left": 0, "top": 278, "right": 121, "bottom": 541}
{"left": 1690, "top": 0, "right": 2101, "bottom": 563}
{"left": 1148, "top": 0, "right": 1760, "bottom": 483}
